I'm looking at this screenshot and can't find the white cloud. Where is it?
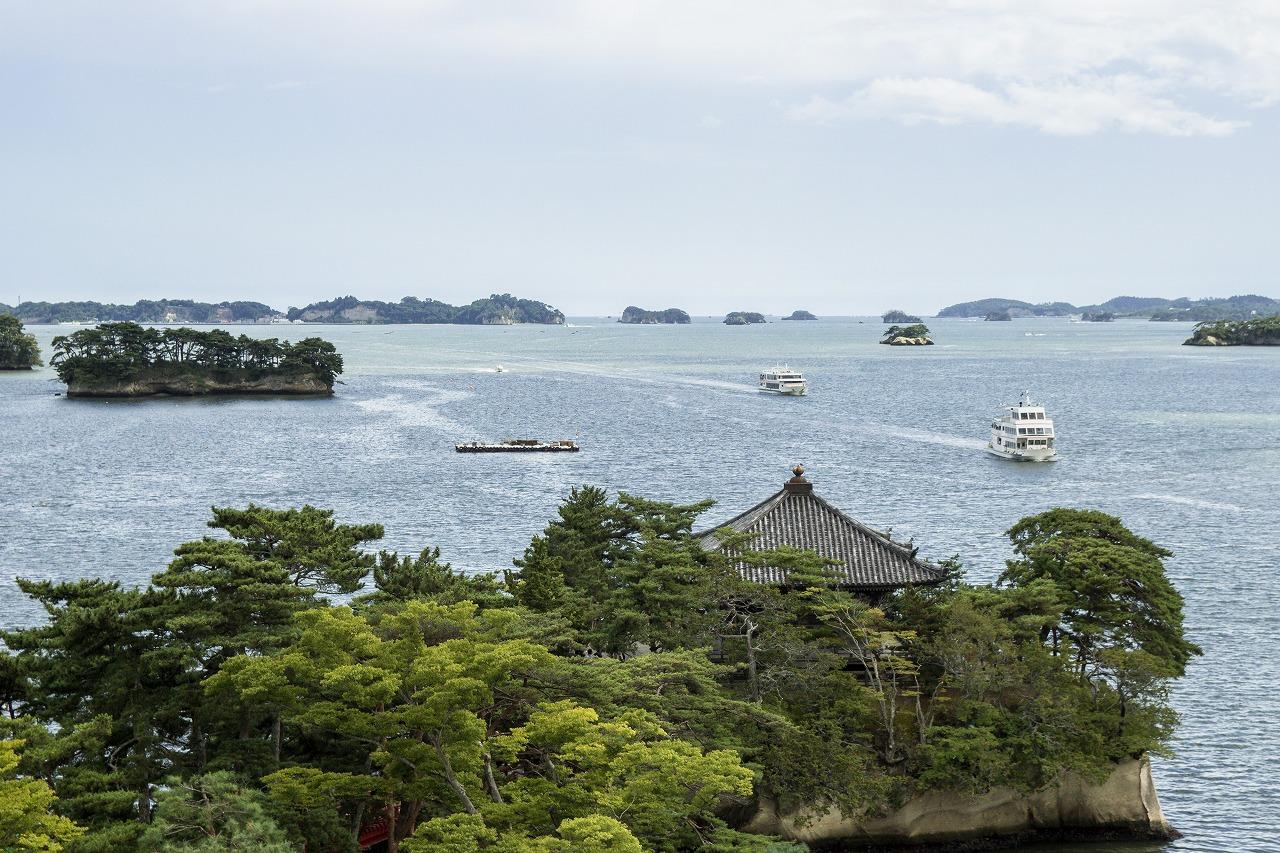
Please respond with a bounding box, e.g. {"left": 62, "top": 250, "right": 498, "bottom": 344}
{"left": 5, "top": 1, "right": 1279, "bottom": 136}
{"left": 791, "top": 75, "right": 1248, "bottom": 136}
{"left": 698, "top": 114, "right": 724, "bottom": 129}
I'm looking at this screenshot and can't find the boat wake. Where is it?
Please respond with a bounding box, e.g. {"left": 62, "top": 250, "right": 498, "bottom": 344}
{"left": 1130, "top": 493, "right": 1243, "bottom": 513}
{"left": 889, "top": 427, "right": 988, "bottom": 451}
{"left": 354, "top": 388, "right": 473, "bottom": 435}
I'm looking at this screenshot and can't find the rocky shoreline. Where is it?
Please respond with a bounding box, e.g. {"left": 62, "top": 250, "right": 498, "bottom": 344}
{"left": 64, "top": 371, "right": 335, "bottom": 398}
{"left": 739, "top": 757, "right": 1173, "bottom": 849}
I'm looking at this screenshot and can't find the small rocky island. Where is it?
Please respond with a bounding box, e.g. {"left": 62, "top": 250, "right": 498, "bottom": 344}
{"left": 1082, "top": 311, "right": 1115, "bottom": 322}
{"left": 985, "top": 310, "right": 1013, "bottom": 321}
{"left": 51, "top": 322, "right": 343, "bottom": 397}
{"left": 781, "top": 310, "right": 817, "bottom": 321}
{"left": 881, "top": 323, "right": 934, "bottom": 345}
{"left": 0, "top": 314, "right": 42, "bottom": 369}
{"left": 618, "top": 306, "right": 691, "bottom": 324}
{"left": 1184, "top": 315, "right": 1280, "bottom": 346}
{"left": 723, "top": 311, "right": 767, "bottom": 326}
{"left": 882, "top": 309, "right": 922, "bottom": 323}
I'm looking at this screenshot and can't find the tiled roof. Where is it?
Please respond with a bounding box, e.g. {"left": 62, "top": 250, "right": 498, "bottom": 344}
{"left": 696, "top": 469, "right": 945, "bottom": 590}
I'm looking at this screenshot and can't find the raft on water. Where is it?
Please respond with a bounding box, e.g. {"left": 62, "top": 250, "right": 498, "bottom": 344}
{"left": 455, "top": 439, "right": 580, "bottom": 453}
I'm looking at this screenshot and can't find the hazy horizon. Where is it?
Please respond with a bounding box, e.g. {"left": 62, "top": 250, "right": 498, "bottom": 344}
{"left": 4, "top": 3, "right": 1279, "bottom": 316}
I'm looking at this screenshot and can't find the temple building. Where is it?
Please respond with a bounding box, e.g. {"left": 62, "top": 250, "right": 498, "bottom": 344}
{"left": 696, "top": 465, "right": 945, "bottom": 595}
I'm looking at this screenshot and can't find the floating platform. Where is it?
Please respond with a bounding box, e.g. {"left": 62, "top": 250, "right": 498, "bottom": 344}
{"left": 455, "top": 439, "right": 580, "bottom": 453}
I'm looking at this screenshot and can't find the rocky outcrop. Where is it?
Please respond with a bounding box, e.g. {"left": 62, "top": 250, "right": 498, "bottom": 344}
{"left": 65, "top": 371, "right": 334, "bottom": 398}
{"left": 782, "top": 310, "right": 818, "bottom": 321}
{"left": 724, "top": 312, "right": 767, "bottom": 326}
{"left": 1081, "top": 312, "right": 1115, "bottom": 322}
{"left": 885, "top": 336, "right": 934, "bottom": 345}
{"left": 619, "top": 306, "right": 691, "bottom": 324}
{"left": 740, "top": 757, "right": 1173, "bottom": 848}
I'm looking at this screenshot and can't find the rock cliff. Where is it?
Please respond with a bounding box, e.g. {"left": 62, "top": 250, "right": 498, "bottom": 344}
{"left": 65, "top": 371, "right": 334, "bottom": 398}
{"left": 740, "top": 756, "right": 1173, "bottom": 848}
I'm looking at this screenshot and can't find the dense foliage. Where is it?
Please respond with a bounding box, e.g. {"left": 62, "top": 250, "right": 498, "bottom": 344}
{"left": 723, "top": 312, "right": 767, "bottom": 325}
{"left": 0, "top": 495, "right": 1194, "bottom": 852}
{"left": 880, "top": 323, "right": 932, "bottom": 343}
{"left": 0, "top": 300, "right": 277, "bottom": 324}
{"left": 0, "top": 315, "right": 42, "bottom": 369}
{"left": 880, "top": 310, "right": 921, "bottom": 323}
{"left": 50, "top": 322, "right": 343, "bottom": 388}
{"left": 618, "top": 307, "right": 691, "bottom": 324}
{"left": 1184, "top": 314, "right": 1280, "bottom": 346}
{"left": 285, "top": 294, "right": 565, "bottom": 325}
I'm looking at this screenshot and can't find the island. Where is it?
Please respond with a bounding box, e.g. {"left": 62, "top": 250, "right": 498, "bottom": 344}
{"left": 780, "top": 309, "right": 817, "bottom": 321}
{"left": 1081, "top": 311, "right": 1115, "bottom": 322}
{"left": 938, "top": 294, "right": 1280, "bottom": 321}
{"left": 1184, "top": 315, "right": 1280, "bottom": 346}
{"left": 723, "top": 311, "right": 767, "bottom": 325}
{"left": 2, "top": 480, "right": 1191, "bottom": 851}
{"left": 0, "top": 293, "right": 573, "bottom": 325}
{"left": 0, "top": 314, "right": 42, "bottom": 369}
{"left": 286, "top": 293, "right": 564, "bottom": 325}
{"left": 0, "top": 298, "right": 281, "bottom": 324}
{"left": 50, "top": 322, "right": 343, "bottom": 397}
{"left": 618, "top": 306, "right": 691, "bottom": 324}
{"left": 881, "top": 322, "right": 934, "bottom": 345}
{"left": 984, "top": 310, "right": 1012, "bottom": 321}
{"left": 882, "top": 309, "right": 922, "bottom": 323}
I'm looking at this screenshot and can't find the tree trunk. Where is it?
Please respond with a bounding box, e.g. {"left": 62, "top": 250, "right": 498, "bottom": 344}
{"left": 433, "top": 736, "right": 477, "bottom": 814}
{"left": 483, "top": 752, "right": 504, "bottom": 804}
{"left": 746, "top": 623, "right": 761, "bottom": 703}
{"left": 386, "top": 800, "right": 399, "bottom": 853}
{"left": 272, "top": 715, "right": 282, "bottom": 767}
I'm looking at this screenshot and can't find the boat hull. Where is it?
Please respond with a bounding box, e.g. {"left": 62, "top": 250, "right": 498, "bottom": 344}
{"left": 986, "top": 443, "right": 1057, "bottom": 462}
{"left": 456, "top": 442, "right": 580, "bottom": 453}
{"left": 759, "top": 386, "right": 807, "bottom": 396}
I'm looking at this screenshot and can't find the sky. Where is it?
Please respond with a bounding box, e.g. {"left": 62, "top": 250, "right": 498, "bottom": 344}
{"left": 2, "top": 1, "right": 1279, "bottom": 315}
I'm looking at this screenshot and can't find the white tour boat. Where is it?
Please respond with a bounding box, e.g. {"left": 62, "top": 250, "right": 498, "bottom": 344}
{"left": 759, "top": 366, "right": 807, "bottom": 396}
{"left": 986, "top": 391, "right": 1058, "bottom": 461}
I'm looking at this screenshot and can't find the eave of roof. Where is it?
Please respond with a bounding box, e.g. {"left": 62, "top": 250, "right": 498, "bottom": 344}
{"left": 696, "top": 487, "right": 945, "bottom": 589}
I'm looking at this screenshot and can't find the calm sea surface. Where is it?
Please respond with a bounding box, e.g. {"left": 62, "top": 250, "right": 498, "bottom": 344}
{"left": 1, "top": 317, "right": 1277, "bottom": 851}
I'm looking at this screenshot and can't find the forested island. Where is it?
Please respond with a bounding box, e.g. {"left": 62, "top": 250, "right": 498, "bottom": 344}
{"left": 619, "top": 306, "right": 691, "bottom": 324}
{"left": 881, "top": 323, "right": 934, "bottom": 345}
{"left": 984, "top": 310, "right": 1012, "bottom": 321}
{"left": 0, "top": 493, "right": 1193, "bottom": 852}
{"left": 881, "top": 309, "right": 921, "bottom": 323}
{"left": 0, "top": 315, "right": 42, "bottom": 369}
{"left": 1082, "top": 312, "right": 1115, "bottom": 322}
{"left": 0, "top": 294, "right": 567, "bottom": 326}
{"left": 50, "top": 322, "right": 343, "bottom": 397}
{"left": 0, "top": 299, "right": 280, "bottom": 324}
{"left": 938, "top": 294, "right": 1280, "bottom": 321}
{"left": 1184, "top": 315, "right": 1280, "bottom": 346}
{"left": 286, "top": 294, "right": 564, "bottom": 325}
{"left": 781, "top": 310, "right": 817, "bottom": 321}
{"left": 724, "top": 311, "right": 767, "bottom": 325}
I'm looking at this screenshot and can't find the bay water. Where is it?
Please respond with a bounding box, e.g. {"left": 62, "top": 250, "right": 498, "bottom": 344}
{"left": 2, "top": 317, "right": 1276, "bottom": 851}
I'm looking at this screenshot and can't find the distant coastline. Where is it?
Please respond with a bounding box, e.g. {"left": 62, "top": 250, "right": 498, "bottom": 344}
{"left": 937, "top": 294, "right": 1280, "bottom": 322}
{"left": 1, "top": 293, "right": 565, "bottom": 326}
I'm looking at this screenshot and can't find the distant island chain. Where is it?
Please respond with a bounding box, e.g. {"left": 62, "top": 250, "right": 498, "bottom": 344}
{"left": 5, "top": 291, "right": 1279, "bottom": 326}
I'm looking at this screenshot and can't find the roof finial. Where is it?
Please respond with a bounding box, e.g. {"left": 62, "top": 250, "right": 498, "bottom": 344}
{"left": 784, "top": 464, "right": 813, "bottom": 494}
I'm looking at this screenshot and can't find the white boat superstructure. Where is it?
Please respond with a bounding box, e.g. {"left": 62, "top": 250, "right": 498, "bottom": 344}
{"left": 759, "top": 366, "right": 807, "bottom": 396}
{"left": 987, "top": 391, "right": 1058, "bottom": 461}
